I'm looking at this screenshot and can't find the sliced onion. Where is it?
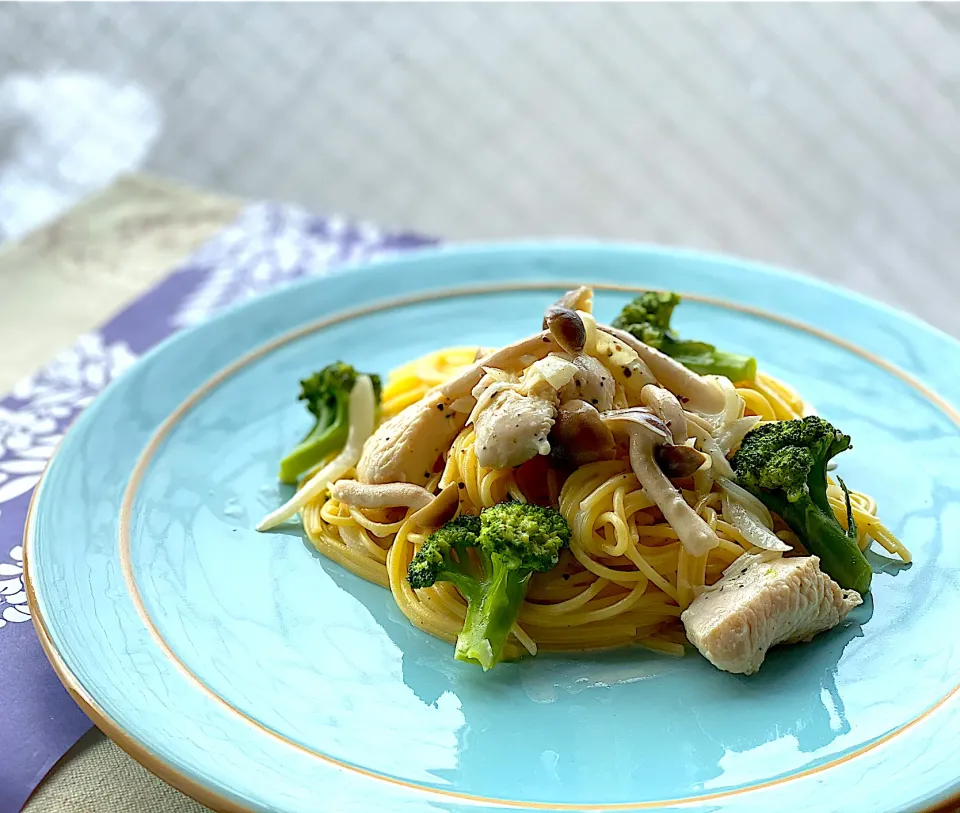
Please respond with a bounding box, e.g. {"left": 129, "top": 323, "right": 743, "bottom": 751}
{"left": 718, "top": 415, "right": 761, "bottom": 456}
{"left": 704, "top": 437, "right": 735, "bottom": 480}
{"left": 710, "top": 375, "right": 743, "bottom": 426}
{"left": 529, "top": 354, "right": 579, "bottom": 390}
{"left": 718, "top": 478, "right": 791, "bottom": 553}
{"left": 685, "top": 418, "right": 734, "bottom": 481}
{"left": 257, "top": 375, "right": 377, "bottom": 531}
{"left": 717, "top": 476, "right": 774, "bottom": 527}
{"left": 480, "top": 366, "right": 516, "bottom": 384}
{"left": 721, "top": 549, "right": 782, "bottom": 581}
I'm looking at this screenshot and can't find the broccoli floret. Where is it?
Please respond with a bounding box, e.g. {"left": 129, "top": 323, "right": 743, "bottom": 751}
{"left": 406, "top": 514, "right": 482, "bottom": 591}
{"left": 612, "top": 291, "right": 757, "bottom": 382}
{"left": 731, "top": 416, "right": 871, "bottom": 594}
{"left": 278, "top": 362, "right": 382, "bottom": 485}
{"left": 407, "top": 503, "right": 571, "bottom": 670}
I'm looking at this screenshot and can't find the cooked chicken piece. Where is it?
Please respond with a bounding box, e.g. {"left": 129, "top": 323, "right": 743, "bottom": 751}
{"left": 474, "top": 388, "right": 557, "bottom": 470}
{"left": 329, "top": 480, "right": 434, "bottom": 510}
{"left": 681, "top": 554, "right": 862, "bottom": 675}
{"left": 558, "top": 355, "right": 616, "bottom": 412}
{"left": 357, "top": 393, "right": 467, "bottom": 485}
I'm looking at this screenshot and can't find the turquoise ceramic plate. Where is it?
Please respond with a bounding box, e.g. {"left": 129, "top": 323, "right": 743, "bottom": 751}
{"left": 26, "top": 244, "right": 960, "bottom": 813}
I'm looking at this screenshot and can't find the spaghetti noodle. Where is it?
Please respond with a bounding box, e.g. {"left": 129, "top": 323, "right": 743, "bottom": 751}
{"left": 299, "top": 343, "right": 908, "bottom": 660}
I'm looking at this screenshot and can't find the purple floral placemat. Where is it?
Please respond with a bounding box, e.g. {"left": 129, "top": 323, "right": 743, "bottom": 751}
{"left": 0, "top": 202, "right": 434, "bottom": 812}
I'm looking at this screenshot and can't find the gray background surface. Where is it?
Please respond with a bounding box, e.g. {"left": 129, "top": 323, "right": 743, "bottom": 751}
{"left": 1, "top": 2, "right": 959, "bottom": 333}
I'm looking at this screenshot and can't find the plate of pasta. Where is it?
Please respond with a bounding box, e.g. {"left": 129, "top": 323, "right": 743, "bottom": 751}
{"left": 25, "top": 243, "right": 960, "bottom": 813}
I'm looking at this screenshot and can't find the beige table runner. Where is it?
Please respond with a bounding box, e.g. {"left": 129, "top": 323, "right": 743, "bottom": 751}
{"left": 2, "top": 172, "right": 238, "bottom": 813}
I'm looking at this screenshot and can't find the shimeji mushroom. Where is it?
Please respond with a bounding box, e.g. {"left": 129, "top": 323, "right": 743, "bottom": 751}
{"left": 549, "top": 399, "right": 617, "bottom": 468}
{"left": 640, "top": 384, "right": 688, "bottom": 444}
{"left": 602, "top": 326, "right": 727, "bottom": 415}
{"left": 329, "top": 480, "right": 436, "bottom": 511}
{"left": 601, "top": 407, "right": 718, "bottom": 557}
{"left": 330, "top": 480, "right": 460, "bottom": 530}
{"left": 542, "top": 305, "right": 587, "bottom": 354}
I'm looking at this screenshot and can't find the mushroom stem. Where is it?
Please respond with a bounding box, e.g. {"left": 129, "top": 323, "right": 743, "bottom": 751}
{"left": 409, "top": 482, "right": 460, "bottom": 529}
{"left": 641, "top": 384, "right": 688, "bottom": 443}
{"left": 627, "top": 433, "right": 719, "bottom": 556}
{"left": 329, "top": 480, "right": 435, "bottom": 511}
{"left": 602, "top": 325, "right": 726, "bottom": 414}
{"left": 602, "top": 408, "right": 720, "bottom": 556}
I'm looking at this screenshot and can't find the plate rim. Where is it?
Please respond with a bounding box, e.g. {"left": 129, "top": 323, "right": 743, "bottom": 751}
{"left": 24, "top": 241, "right": 960, "bottom": 813}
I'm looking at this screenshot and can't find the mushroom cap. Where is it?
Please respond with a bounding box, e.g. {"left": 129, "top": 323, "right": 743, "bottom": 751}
{"left": 655, "top": 444, "right": 709, "bottom": 479}
{"left": 601, "top": 407, "right": 672, "bottom": 445}
{"left": 542, "top": 305, "right": 586, "bottom": 354}
{"left": 550, "top": 399, "right": 617, "bottom": 467}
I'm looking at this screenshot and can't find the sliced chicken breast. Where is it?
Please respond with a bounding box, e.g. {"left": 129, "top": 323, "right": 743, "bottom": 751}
{"left": 357, "top": 393, "right": 467, "bottom": 485}
{"left": 681, "top": 554, "right": 862, "bottom": 675}
{"left": 557, "top": 354, "right": 616, "bottom": 412}
{"left": 473, "top": 388, "right": 556, "bottom": 470}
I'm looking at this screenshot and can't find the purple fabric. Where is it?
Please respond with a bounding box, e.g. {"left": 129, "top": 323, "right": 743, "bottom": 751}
{"left": 0, "top": 202, "right": 434, "bottom": 812}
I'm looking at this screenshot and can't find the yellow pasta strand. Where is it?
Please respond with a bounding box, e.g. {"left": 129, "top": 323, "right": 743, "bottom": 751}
{"left": 296, "top": 345, "right": 910, "bottom": 664}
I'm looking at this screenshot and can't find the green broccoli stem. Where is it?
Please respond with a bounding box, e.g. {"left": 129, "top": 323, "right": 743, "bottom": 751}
{"left": 454, "top": 559, "right": 531, "bottom": 670}
{"left": 278, "top": 401, "right": 345, "bottom": 485}
{"left": 663, "top": 340, "right": 758, "bottom": 383}
{"left": 777, "top": 498, "right": 872, "bottom": 595}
